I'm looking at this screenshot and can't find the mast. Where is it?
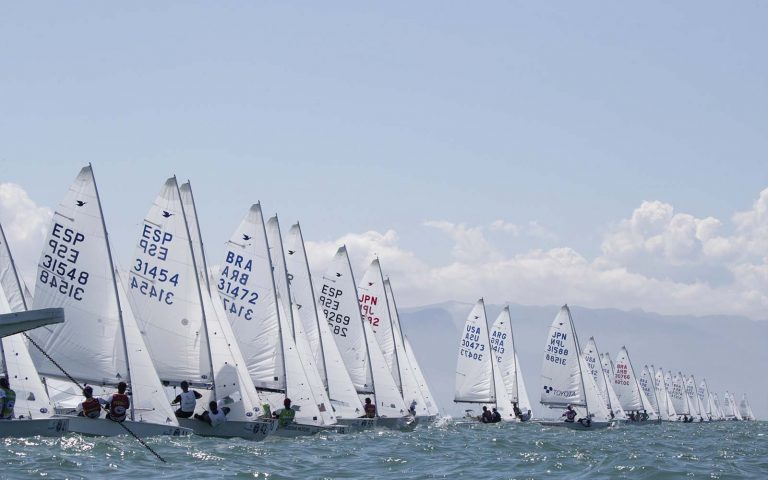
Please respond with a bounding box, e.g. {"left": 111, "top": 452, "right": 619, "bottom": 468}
{"left": 270, "top": 215, "right": 297, "bottom": 341}
{"left": 344, "top": 247, "right": 377, "bottom": 407}
{"left": 183, "top": 181, "right": 212, "bottom": 295}
{"left": 293, "top": 222, "right": 328, "bottom": 390}
{"left": 259, "top": 206, "right": 288, "bottom": 395}
{"left": 377, "top": 260, "right": 403, "bottom": 395}
{"left": 91, "top": 164, "right": 135, "bottom": 421}
{"left": 507, "top": 306, "right": 521, "bottom": 405}
{"left": 646, "top": 365, "right": 661, "bottom": 417}
{"left": 174, "top": 179, "right": 216, "bottom": 396}
{"left": 0, "top": 222, "right": 28, "bottom": 311}
{"left": 481, "top": 299, "right": 498, "bottom": 404}
{"left": 566, "top": 306, "right": 589, "bottom": 417}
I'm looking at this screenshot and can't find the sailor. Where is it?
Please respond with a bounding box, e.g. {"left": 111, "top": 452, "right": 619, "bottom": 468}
{"left": 273, "top": 398, "right": 296, "bottom": 427}
{"left": 562, "top": 405, "right": 577, "bottom": 423}
{"left": 171, "top": 381, "right": 202, "bottom": 418}
{"left": 491, "top": 407, "right": 502, "bottom": 423}
{"left": 512, "top": 402, "right": 522, "bottom": 418}
{"left": 480, "top": 406, "right": 493, "bottom": 423}
{"left": 640, "top": 410, "right": 649, "bottom": 421}
{"left": 195, "top": 400, "right": 230, "bottom": 427}
{"left": 0, "top": 377, "right": 16, "bottom": 420}
{"left": 104, "top": 381, "right": 130, "bottom": 422}
{"left": 362, "top": 397, "right": 376, "bottom": 418}
{"left": 76, "top": 386, "right": 104, "bottom": 419}
{"left": 577, "top": 414, "right": 593, "bottom": 427}
{"left": 409, "top": 399, "right": 417, "bottom": 416}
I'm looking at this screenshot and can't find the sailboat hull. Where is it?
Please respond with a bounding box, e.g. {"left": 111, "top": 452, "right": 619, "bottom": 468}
{"left": 0, "top": 418, "right": 71, "bottom": 438}
{"left": 177, "top": 418, "right": 277, "bottom": 440}
{"left": 539, "top": 420, "right": 615, "bottom": 430}
{"left": 270, "top": 422, "right": 338, "bottom": 438}
{"left": 336, "top": 417, "right": 377, "bottom": 430}
{"left": 62, "top": 416, "right": 192, "bottom": 437}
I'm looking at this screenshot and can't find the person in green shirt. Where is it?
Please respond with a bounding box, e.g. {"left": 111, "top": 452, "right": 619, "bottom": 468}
{"left": 0, "top": 377, "right": 16, "bottom": 420}
{"left": 273, "top": 398, "right": 296, "bottom": 427}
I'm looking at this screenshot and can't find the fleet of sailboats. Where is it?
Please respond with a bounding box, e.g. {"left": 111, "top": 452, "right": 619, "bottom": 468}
{"left": 0, "top": 166, "right": 759, "bottom": 443}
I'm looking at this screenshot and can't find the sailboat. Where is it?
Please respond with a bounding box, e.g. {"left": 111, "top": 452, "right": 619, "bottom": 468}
{"left": 454, "top": 299, "right": 509, "bottom": 423}
{"left": 126, "top": 177, "right": 274, "bottom": 440}
{"left": 317, "top": 246, "right": 412, "bottom": 429}
{"left": 612, "top": 347, "right": 659, "bottom": 424}
{"left": 722, "top": 391, "right": 742, "bottom": 421}
{"left": 698, "top": 379, "right": 715, "bottom": 421}
{"left": 283, "top": 223, "right": 371, "bottom": 429}
{"left": 652, "top": 366, "right": 676, "bottom": 421}
{"left": 685, "top": 375, "right": 707, "bottom": 422}
{"left": 358, "top": 260, "right": 432, "bottom": 423}
{"left": 738, "top": 394, "right": 755, "bottom": 421}
{"left": 383, "top": 278, "right": 440, "bottom": 422}
{"left": 667, "top": 371, "right": 689, "bottom": 421}
{"left": 489, "top": 306, "right": 532, "bottom": 422}
{"left": 29, "top": 166, "right": 190, "bottom": 437}
{"left": 263, "top": 214, "right": 340, "bottom": 435}
{"left": 539, "top": 305, "right": 613, "bottom": 429}
{"left": 638, "top": 365, "right": 663, "bottom": 421}
{"left": 0, "top": 222, "right": 73, "bottom": 437}
{"left": 582, "top": 338, "right": 625, "bottom": 421}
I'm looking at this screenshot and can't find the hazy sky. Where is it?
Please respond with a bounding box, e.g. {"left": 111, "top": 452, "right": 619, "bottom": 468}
{"left": 2, "top": 2, "right": 767, "bottom": 318}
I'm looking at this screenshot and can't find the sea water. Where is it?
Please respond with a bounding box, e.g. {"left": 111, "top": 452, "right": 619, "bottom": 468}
{"left": 1, "top": 420, "right": 766, "bottom": 479}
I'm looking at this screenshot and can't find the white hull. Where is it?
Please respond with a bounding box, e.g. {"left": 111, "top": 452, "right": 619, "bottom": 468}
{"left": 620, "top": 418, "right": 662, "bottom": 426}
{"left": 336, "top": 417, "right": 377, "bottom": 430}
{"left": 270, "top": 422, "right": 338, "bottom": 438}
{"left": 177, "top": 418, "right": 277, "bottom": 440}
{"left": 0, "top": 418, "right": 71, "bottom": 438}
{"left": 414, "top": 415, "right": 438, "bottom": 426}
{"left": 539, "top": 420, "right": 615, "bottom": 430}
{"left": 63, "top": 416, "right": 192, "bottom": 437}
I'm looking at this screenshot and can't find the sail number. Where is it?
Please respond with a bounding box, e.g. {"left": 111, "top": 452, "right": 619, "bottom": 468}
{"left": 130, "top": 276, "right": 174, "bottom": 304}
{"left": 39, "top": 223, "right": 90, "bottom": 301}
{"left": 460, "top": 325, "right": 485, "bottom": 361}
{"left": 359, "top": 295, "right": 380, "bottom": 328}
{"left": 133, "top": 259, "right": 179, "bottom": 285}
{"left": 320, "top": 284, "right": 349, "bottom": 337}
{"left": 615, "top": 363, "right": 631, "bottom": 386}
{"left": 132, "top": 224, "right": 179, "bottom": 304}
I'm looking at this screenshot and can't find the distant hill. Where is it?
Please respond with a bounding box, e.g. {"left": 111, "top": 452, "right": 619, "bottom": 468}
{"left": 400, "top": 302, "right": 766, "bottom": 421}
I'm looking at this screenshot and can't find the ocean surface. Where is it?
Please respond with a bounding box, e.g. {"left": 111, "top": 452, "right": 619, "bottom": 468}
{"left": 2, "top": 419, "right": 766, "bottom": 479}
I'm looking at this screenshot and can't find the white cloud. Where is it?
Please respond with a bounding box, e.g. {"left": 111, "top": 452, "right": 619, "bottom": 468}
{"left": 489, "top": 219, "right": 558, "bottom": 242}
{"left": 305, "top": 191, "right": 768, "bottom": 319}
{"left": 0, "top": 183, "right": 52, "bottom": 289}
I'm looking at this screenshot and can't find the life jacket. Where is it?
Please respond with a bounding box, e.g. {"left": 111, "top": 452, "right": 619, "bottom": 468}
{"left": 209, "top": 408, "right": 227, "bottom": 427}
{"left": 364, "top": 403, "right": 376, "bottom": 418}
{"left": 1, "top": 387, "right": 16, "bottom": 419}
{"left": 81, "top": 398, "right": 102, "bottom": 418}
{"left": 180, "top": 391, "right": 197, "bottom": 412}
{"left": 564, "top": 409, "right": 577, "bottom": 421}
{"left": 278, "top": 407, "right": 296, "bottom": 427}
{"left": 109, "top": 393, "right": 130, "bottom": 422}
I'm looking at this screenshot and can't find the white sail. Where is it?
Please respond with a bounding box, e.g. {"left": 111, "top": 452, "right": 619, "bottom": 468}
{"left": 291, "top": 304, "right": 336, "bottom": 424}
{"left": 180, "top": 182, "right": 265, "bottom": 421}
{"left": 265, "top": 215, "right": 333, "bottom": 425}
{"left": 638, "top": 365, "right": 660, "bottom": 419}
{"left": 403, "top": 336, "right": 438, "bottom": 416}
{"left": 455, "top": 300, "right": 495, "bottom": 403}
{"left": 30, "top": 167, "right": 129, "bottom": 384}
{"left": 612, "top": 347, "right": 649, "bottom": 413}
{"left": 579, "top": 354, "right": 612, "bottom": 422}
{"left": 661, "top": 369, "right": 679, "bottom": 419}
{"left": 317, "top": 247, "right": 371, "bottom": 394}
{"left": 358, "top": 260, "right": 401, "bottom": 390}
{"left": 514, "top": 351, "right": 532, "bottom": 417}
{"left": 318, "top": 247, "right": 406, "bottom": 417}
{"left": 31, "top": 166, "right": 178, "bottom": 426}
{"left": 127, "top": 177, "right": 210, "bottom": 384}
{"left": 489, "top": 307, "right": 524, "bottom": 420}
{"left": 217, "top": 204, "right": 284, "bottom": 391}
{"left": 582, "top": 339, "right": 608, "bottom": 408}
{"left": 0, "top": 222, "right": 54, "bottom": 419}
{"left": 739, "top": 394, "right": 754, "bottom": 420}
{"left": 284, "top": 223, "right": 327, "bottom": 388}
{"left": 683, "top": 375, "right": 700, "bottom": 417}
{"left": 600, "top": 353, "right": 627, "bottom": 420}
{"left": 668, "top": 372, "right": 687, "bottom": 415}
{"left": 540, "top": 306, "right": 584, "bottom": 407}
{"left": 380, "top": 278, "right": 428, "bottom": 417}
{"left": 697, "top": 379, "right": 711, "bottom": 418}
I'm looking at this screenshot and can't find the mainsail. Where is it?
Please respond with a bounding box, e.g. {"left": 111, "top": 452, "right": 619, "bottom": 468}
{"left": 455, "top": 300, "right": 496, "bottom": 404}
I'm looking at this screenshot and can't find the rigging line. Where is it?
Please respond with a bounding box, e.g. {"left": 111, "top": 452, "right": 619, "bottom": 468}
{"left": 22, "top": 332, "right": 167, "bottom": 463}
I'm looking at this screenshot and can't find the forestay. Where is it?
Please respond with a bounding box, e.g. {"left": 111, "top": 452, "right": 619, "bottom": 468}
{"left": 455, "top": 300, "right": 495, "bottom": 403}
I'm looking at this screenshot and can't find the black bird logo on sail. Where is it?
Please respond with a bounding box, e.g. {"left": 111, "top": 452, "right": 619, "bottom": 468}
{"left": 287, "top": 250, "right": 295, "bottom": 255}
{"left": 162, "top": 211, "right": 172, "bottom": 218}
{"left": 335, "top": 272, "right": 342, "bottom": 277}
{"left": 368, "top": 282, "right": 374, "bottom": 287}
{"left": 242, "top": 234, "right": 252, "bottom": 241}
{"left": 75, "top": 200, "right": 86, "bottom": 207}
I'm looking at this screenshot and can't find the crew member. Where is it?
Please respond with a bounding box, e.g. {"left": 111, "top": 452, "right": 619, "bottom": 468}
{"left": 195, "top": 401, "right": 230, "bottom": 427}
{"left": 480, "top": 406, "right": 493, "bottom": 423}
{"left": 491, "top": 407, "right": 502, "bottom": 423}
{"left": 0, "top": 377, "right": 16, "bottom": 420}
{"left": 562, "top": 405, "right": 577, "bottom": 423}
{"left": 171, "top": 381, "right": 202, "bottom": 418}
{"left": 273, "top": 398, "right": 296, "bottom": 427}
{"left": 76, "top": 386, "right": 104, "bottom": 419}
{"left": 105, "top": 381, "right": 130, "bottom": 422}
{"left": 362, "top": 397, "right": 376, "bottom": 418}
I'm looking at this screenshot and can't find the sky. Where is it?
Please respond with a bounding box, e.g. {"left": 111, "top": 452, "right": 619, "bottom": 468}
{"left": 1, "top": 2, "right": 767, "bottom": 319}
